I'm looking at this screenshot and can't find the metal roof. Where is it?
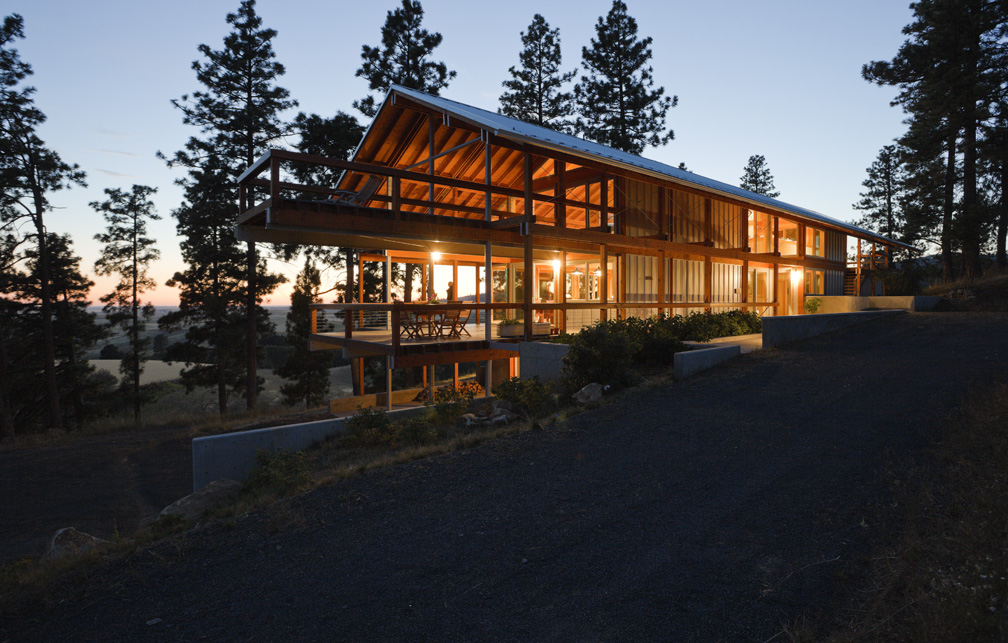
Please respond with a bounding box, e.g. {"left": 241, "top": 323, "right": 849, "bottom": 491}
{"left": 381, "top": 85, "right": 912, "bottom": 250}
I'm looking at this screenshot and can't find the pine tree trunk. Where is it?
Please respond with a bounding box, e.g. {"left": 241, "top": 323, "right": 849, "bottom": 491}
{"left": 61, "top": 292, "right": 85, "bottom": 429}
{"left": 0, "top": 330, "right": 14, "bottom": 440}
{"left": 997, "top": 157, "right": 1007, "bottom": 270}
{"left": 132, "top": 227, "right": 141, "bottom": 425}
{"left": 960, "top": 95, "right": 981, "bottom": 280}
{"left": 941, "top": 132, "right": 957, "bottom": 282}
{"left": 34, "top": 214, "right": 62, "bottom": 429}
{"left": 246, "top": 241, "right": 257, "bottom": 410}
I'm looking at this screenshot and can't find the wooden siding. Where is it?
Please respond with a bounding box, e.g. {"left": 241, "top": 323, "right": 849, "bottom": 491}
{"left": 623, "top": 180, "right": 661, "bottom": 237}
{"left": 711, "top": 262, "right": 742, "bottom": 307}
{"left": 826, "top": 230, "right": 845, "bottom": 263}
{"left": 671, "top": 189, "right": 705, "bottom": 244}
{"left": 710, "top": 200, "right": 743, "bottom": 250}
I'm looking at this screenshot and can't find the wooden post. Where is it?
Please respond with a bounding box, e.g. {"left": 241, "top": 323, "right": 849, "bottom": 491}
{"left": 600, "top": 244, "right": 608, "bottom": 322}
{"left": 772, "top": 263, "right": 779, "bottom": 316}
{"left": 452, "top": 260, "right": 458, "bottom": 300}
{"left": 358, "top": 254, "right": 364, "bottom": 328}
{"left": 357, "top": 358, "right": 364, "bottom": 397}
{"left": 658, "top": 186, "right": 666, "bottom": 240}
{"left": 773, "top": 216, "right": 780, "bottom": 254}
{"left": 704, "top": 198, "right": 712, "bottom": 247}
{"left": 798, "top": 223, "right": 807, "bottom": 259}
{"left": 600, "top": 173, "right": 609, "bottom": 232}
{"left": 741, "top": 260, "right": 749, "bottom": 311}
{"left": 385, "top": 357, "right": 392, "bottom": 411}
{"left": 523, "top": 152, "right": 534, "bottom": 342}
{"left": 384, "top": 254, "right": 391, "bottom": 329}
{"left": 428, "top": 116, "right": 435, "bottom": 216}
{"left": 559, "top": 251, "right": 567, "bottom": 332}
{"left": 704, "top": 256, "right": 712, "bottom": 313}
{"left": 856, "top": 238, "right": 862, "bottom": 296}
{"left": 392, "top": 176, "right": 400, "bottom": 218}
{"left": 523, "top": 233, "right": 534, "bottom": 342}
{"left": 556, "top": 160, "right": 566, "bottom": 229}
{"left": 657, "top": 250, "right": 666, "bottom": 315}
{"left": 618, "top": 254, "right": 626, "bottom": 320}
{"left": 485, "top": 242, "right": 492, "bottom": 342}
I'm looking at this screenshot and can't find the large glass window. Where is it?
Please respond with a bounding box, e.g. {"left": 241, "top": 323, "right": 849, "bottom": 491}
{"left": 748, "top": 210, "right": 772, "bottom": 254}
{"left": 748, "top": 267, "right": 772, "bottom": 303}
{"left": 565, "top": 260, "right": 613, "bottom": 301}
{"left": 777, "top": 219, "right": 799, "bottom": 256}
{"left": 804, "top": 269, "right": 824, "bottom": 295}
{"left": 805, "top": 227, "right": 824, "bottom": 257}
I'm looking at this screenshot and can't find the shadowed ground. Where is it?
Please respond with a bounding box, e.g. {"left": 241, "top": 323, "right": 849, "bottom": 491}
{"left": 5, "top": 312, "right": 1007, "bottom": 641}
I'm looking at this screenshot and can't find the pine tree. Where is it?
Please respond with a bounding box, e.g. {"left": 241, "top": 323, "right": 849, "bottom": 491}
{"left": 852, "top": 146, "right": 905, "bottom": 241}
{"left": 162, "top": 0, "right": 291, "bottom": 410}
{"left": 354, "top": 0, "right": 456, "bottom": 117}
{"left": 864, "top": 0, "right": 1002, "bottom": 280}
{"left": 499, "top": 14, "right": 576, "bottom": 132}
{"left": 10, "top": 234, "right": 106, "bottom": 429}
{"left": 291, "top": 111, "right": 364, "bottom": 188}
{"left": 0, "top": 14, "right": 86, "bottom": 429}
{"left": 574, "top": 0, "right": 676, "bottom": 155}
{"left": 276, "top": 259, "right": 331, "bottom": 408}
{"left": 739, "top": 155, "right": 780, "bottom": 198}
{"left": 92, "top": 185, "right": 160, "bottom": 425}
{"left": 159, "top": 154, "right": 250, "bottom": 414}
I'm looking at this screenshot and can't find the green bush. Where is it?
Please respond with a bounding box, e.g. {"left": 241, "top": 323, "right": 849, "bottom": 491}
{"left": 557, "top": 311, "right": 761, "bottom": 393}
{"left": 345, "top": 406, "right": 396, "bottom": 446}
{"left": 492, "top": 376, "right": 556, "bottom": 418}
{"left": 247, "top": 449, "right": 311, "bottom": 495}
{"left": 396, "top": 415, "right": 439, "bottom": 445}
{"left": 804, "top": 297, "right": 822, "bottom": 314}
{"left": 428, "top": 386, "right": 476, "bottom": 426}
{"left": 561, "top": 321, "right": 642, "bottom": 392}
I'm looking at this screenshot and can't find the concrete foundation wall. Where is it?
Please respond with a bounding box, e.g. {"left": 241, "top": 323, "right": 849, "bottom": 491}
{"left": 673, "top": 345, "right": 741, "bottom": 379}
{"left": 809, "top": 295, "right": 942, "bottom": 314}
{"left": 762, "top": 310, "right": 904, "bottom": 349}
{"left": 518, "top": 341, "right": 571, "bottom": 382}
{"left": 193, "top": 418, "right": 346, "bottom": 492}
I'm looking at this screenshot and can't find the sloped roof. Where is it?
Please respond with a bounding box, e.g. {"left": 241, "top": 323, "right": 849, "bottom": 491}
{"left": 376, "top": 85, "right": 911, "bottom": 250}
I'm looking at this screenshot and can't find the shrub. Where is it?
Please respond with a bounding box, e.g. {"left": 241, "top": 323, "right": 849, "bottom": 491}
{"left": 561, "top": 321, "right": 641, "bottom": 392}
{"left": 492, "top": 376, "right": 556, "bottom": 418}
{"left": 428, "top": 386, "right": 475, "bottom": 426}
{"left": 804, "top": 297, "right": 821, "bottom": 314}
{"left": 247, "top": 449, "right": 310, "bottom": 495}
{"left": 345, "top": 406, "right": 396, "bottom": 446}
{"left": 396, "top": 415, "right": 438, "bottom": 445}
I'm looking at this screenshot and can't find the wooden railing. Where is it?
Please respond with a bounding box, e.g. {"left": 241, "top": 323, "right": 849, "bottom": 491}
{"left": 310, "top": 300, "right": 779, "bottom": 354}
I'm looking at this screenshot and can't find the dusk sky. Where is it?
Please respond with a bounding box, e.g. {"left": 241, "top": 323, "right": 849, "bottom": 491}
{"left": 13, "top": 0, "right": 911, "bottom": 306}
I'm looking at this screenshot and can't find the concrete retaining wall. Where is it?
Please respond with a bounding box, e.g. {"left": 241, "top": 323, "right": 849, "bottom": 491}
{"left": 673, "top": 345, "right": 741, "bottom": 379}
{"left": 762, "top": 310, "right": 904, "bottom": 349}
{"left": 518, "top": 342, "right": 570, "bottom": 382}
{"left": 193, "top": 417, "right": 346, "bottom": 492}
{"left": 809, "top": 295, "right": 941, "bottom": 314}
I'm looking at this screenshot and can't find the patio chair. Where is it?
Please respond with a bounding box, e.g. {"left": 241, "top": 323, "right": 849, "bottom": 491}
{"left": 441, "top": 308, "right": 472, "bottom": 340}
{"left": 399, "top": 309, "right": 422, "bottom": 339}
{"left": 330, "top": 174, "right": 383, "bottom": 207}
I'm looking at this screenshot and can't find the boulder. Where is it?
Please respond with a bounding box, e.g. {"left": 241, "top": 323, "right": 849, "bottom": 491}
{"left": 573, "top": 382, "right": 605, "bottom": 405}
{"left": 456, "top": 413, "right": 479, "bottom": 428}
{"left": 160, "top": 478, "right": 242, "bottom": 521}
{"left": 42, "top": 527, "right": 109, "bottom": 562}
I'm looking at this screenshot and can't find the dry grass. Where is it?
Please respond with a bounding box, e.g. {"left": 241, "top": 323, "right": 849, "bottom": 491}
{"left": 823, "top": 381, "right": 1008, "bottom": 641}
{"left": 923, "top": 269, "right": 1008, "bottom": 311}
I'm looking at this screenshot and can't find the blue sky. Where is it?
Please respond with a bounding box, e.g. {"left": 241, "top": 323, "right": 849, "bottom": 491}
{"left": 12, "top": 0, "right": 911, "bottom": 305}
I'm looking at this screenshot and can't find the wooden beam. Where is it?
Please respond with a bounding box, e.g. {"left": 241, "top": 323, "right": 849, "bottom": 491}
{"left": 556, "top": 160, "right": 566, "bottom": 229}
{"left": 523, "top": 152, "right": 534, "bottom": 342}
{"left": 600, "top": 244, "right": 608, "bottom": 322}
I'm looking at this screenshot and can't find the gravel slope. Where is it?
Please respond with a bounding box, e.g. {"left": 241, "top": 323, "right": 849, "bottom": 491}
{"left": 6, "top": 312, "right": 1008, "bottom": 641}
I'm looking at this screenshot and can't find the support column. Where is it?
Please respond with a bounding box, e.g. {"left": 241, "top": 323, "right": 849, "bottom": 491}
{"left": 657, "top": 250, "right": 666, "bottom": 316}
{"left": 384, "top": 253, "right": 391, "bottom": 329}
{"left": 704, "top": 256, "right": 712, "bottom": 314}
{"left": 600, "top": 244, "right": 608, "bottom": 322}
{"left": 428, "top": 116, "right": 435, "bottom": 216}
{"left": 385, "top": 357, "right": 392, "bottom": 411}
{"left": 741, "top": 260, "right": 749, "bottom": 311}
{"left": 559, "top": 250, "right": 567, "bottom": 332}
{"left": 523, "top": 152, "right": 534, "bottom": 342}
{"left": 484, "top": 241, "right": 492, "bottom": 398}
{"left": 556, "top": 160, "right": 566, "bottom": 229}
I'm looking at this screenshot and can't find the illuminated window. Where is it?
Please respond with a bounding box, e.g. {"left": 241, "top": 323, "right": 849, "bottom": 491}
{"left": 804, "top": 269, "right": 824, "bottom": 295}
{"left": 805, "top": 227, "right": 824, "bottom": 257}
{"left": 777, "top": 220, "right": 799, "bottom": 256}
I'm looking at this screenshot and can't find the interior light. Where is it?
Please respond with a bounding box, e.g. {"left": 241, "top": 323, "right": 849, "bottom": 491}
{"left": 431, "top": 251, "right": 442, "bottom": 261}
{"left": 790, "top": 268, "right": 801, "bottom": 286}
{"left": 572, "top": 268, "right": 583, "bottom": 276}
{"left": 552, "top": 259, "right": 561, "bottom": 272}
{"left": 594, "top": 269, "right": 602, "bottom": 276}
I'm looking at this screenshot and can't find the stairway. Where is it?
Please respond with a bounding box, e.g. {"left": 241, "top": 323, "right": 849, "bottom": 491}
{"left": 843, "top": 269, "right": 858, "bottom": 296}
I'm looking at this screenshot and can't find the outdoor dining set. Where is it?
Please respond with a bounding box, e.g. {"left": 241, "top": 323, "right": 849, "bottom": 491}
{"left": 399, "top": 307, "right": 473, "bottom": 341}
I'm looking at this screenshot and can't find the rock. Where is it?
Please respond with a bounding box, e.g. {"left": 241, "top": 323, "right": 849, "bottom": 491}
{"left": 456, "top": 413, "right": 479, "bottom": 428}
{"left": 160, "top": 479, "right": 242, "bottom": 521}
{"left": 42, "top": 527, "right": 109, "bottom": 562}
{"left": 573, "top": 382, "right": 605, "bottom": 405}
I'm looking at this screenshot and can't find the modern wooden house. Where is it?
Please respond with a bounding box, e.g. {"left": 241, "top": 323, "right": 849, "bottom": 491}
{"left": 236, "top": 86, "right": 908, "bottom": 403}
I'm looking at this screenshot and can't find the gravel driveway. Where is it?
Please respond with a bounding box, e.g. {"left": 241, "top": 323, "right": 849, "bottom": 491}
{"left": 6, "top": 312, "right": 1008, "bottom": 641}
